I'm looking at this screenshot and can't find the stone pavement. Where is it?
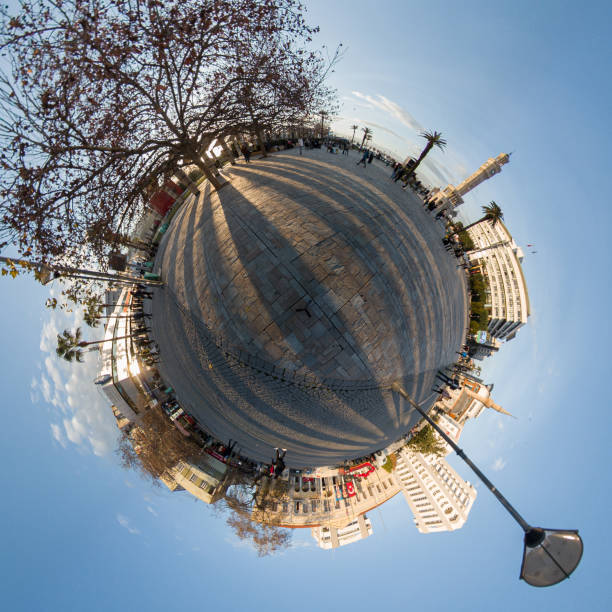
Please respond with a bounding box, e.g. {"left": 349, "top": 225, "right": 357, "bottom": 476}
{"left": 151, "top": 148, "right": 467, "bottom": 468}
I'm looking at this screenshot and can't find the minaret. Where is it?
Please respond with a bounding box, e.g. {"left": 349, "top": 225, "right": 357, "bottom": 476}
{"left": 463, "top": 388, "right": 515, "bottom": 418}
{"left": 429, "top": 153, "right": 510, "bottom": 211}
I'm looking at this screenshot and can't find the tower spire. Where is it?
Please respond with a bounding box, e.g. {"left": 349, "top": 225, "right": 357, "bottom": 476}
{"left": 463, "top": 388, "right": 516, "bottom": 419}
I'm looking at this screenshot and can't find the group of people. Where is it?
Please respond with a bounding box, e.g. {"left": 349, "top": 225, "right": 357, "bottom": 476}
{"left": 356, "top": 149, "right": 375, "bottom": 167}
{"left": 389, "top": 161, "right": 416, "bottom": 190}
{"left": 129, "top": 285, "right": 160, "bottom": 366}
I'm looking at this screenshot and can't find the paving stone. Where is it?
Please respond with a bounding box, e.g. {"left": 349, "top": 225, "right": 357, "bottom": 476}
{"left": 151, "top": 149, "right": 467, "bottom": 467}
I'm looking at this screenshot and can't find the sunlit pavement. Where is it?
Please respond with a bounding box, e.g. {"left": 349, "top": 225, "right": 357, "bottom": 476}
{"left": 150, "top": 148, "right": 467, "bottom": 468}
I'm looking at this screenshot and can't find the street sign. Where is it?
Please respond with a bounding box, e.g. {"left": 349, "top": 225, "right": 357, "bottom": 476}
{"left": 475, "top": 330, "right": 488, "bottom": 344}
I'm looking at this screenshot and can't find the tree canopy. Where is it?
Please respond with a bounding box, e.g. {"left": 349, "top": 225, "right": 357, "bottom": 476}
{"left": 407, "top": 424, "right": 447, "bottom": 457}
{"left": 117, "top": 407, "right": 205, "bottom": 482}
{"left": 218, "top": 467, "right": 292, "bottom": 556}
{"left": 0, "top": 0, "right": 336, "bottom": 266}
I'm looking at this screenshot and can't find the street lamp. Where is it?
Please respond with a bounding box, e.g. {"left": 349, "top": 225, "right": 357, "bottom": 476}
{"left": 392, "top": 383, "right": 583, "bottom": 587}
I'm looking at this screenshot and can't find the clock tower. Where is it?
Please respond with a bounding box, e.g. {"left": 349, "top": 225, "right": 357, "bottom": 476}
{"left": 429, "top": 153, "right": 510, "bottom": 211}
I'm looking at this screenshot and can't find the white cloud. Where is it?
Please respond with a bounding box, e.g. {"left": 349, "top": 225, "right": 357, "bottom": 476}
{"left": 31, "top": 289, "right": 118, "bottom": 456}
{"left": 492, "top": 457, "right": 507, "bottom": 471}
{"left": 117, "top": 513, "right": 140, "bottom": 535}
{"left": 341, "top": 94, "right": 374, "bottom": 110}
{"left": 351, "top": 91, "right": 424, "bottom": 132}
{"left": 352, "top": 118, "right": 409, "bottom": 143}
{"left": 291, "top": 539, "right": 313, "bottom": 549}
{"left": 146, "top": 506, "right": 158, "bottom": 517}
{"left": 50, "top": 423, "right": 67, "bottom": 448}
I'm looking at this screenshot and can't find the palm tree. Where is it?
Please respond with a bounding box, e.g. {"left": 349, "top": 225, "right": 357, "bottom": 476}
{"left": 459, "top": 201, "right": 504, "bottom": 234}
{"left": 56, "top": 327, "right": 138, "bottom": 362}
{"left": 350, "top": 124, "right": 358, "bottom": 144}
{"left": 405, "top": 129, "right": 447, "bottom": 176}
{"left": 360, "top": 127, "right": 372, "bottom": 148}
{"left": 319, "top": 111, "right": 328, "bottom": 137}
{"left": 83, "top": 307, "right": 148, "bottom": 328}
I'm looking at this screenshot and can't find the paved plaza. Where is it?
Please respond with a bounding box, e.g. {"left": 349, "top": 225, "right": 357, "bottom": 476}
{"left": 151, "top": 149, "right": 467, "bottom": 467}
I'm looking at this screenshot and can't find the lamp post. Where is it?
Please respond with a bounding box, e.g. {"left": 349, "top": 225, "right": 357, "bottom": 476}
{"left": 392, "top": 382, "right": 583, "bottom": 587}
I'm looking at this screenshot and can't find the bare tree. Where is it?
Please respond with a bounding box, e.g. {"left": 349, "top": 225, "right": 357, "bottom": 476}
{"left": 218, "top": 467, "right": 292, "bottom": 556}
{"left": 116, "top": 408, "right": 204, "bottom": 482}
{"left": 0, "top": 0, "right": 337, "bottom": 266}
{"left": 226, "top": 513, "right": 291, "bottom": 557}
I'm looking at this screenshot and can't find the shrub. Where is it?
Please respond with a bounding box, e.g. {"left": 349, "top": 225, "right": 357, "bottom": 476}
{"left": 381, "top": 453, "right": 397, "bottom": 473}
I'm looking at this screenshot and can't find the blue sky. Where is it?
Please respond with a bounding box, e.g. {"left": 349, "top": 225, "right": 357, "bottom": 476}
{"left": 1, "top": 1, "right": 611, "bottom": 610}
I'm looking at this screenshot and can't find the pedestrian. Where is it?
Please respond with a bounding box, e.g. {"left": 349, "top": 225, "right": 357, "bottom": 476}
{"left": 241, "top": 144, "right": 251, "bottom": 163}
{"left": 297, "top": 137, "right": 304, "bottom": 155}
{"left": 272, "top": 447, "right": 287, "bottom": 479}
{"left": 133, "top": 290, "right": 154, "bottom": 299}
{"left": 368, "top": 151, "right": 374, "bottom": 164}
{"left": 342, "top": 143, "right": 349, "bottom": 155}
{"left": 223, "top": 439, "right": 237, "bottom": 459}
{"left": 356, "top": 149, "right": 368, "bottom": 167}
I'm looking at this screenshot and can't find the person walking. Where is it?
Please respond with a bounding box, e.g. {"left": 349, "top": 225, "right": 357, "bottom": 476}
{"left": 356, "top": 149, "right": 369, "bottom": 167}
{"left": 297, "top": 137, "right": 304, "bottom": 155}
{"left": 272, "top": 448, "right": 287, "bottom": 479}
{"left": 342, "top": 143, "right": 349, "bottom": 155}
{"left": 241, "top": 144, "right": 251, "bottom": 163}
{"left": 223, "top": 439, "right": 237, "bottom": 459}
{"left": 367, "top": 151, "right": 374, "bottom": 164}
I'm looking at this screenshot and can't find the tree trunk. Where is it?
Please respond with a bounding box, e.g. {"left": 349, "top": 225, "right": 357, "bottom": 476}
{"left": 220, "top": 136, "right": 236, "bottom": 165}
{"left": 79, "top": 333, "right": 139, "bottom": 347}
{"left": 0, "top": 256, "right": 162, "bottom": 286}
{"left": 405, "top": 142, "right": 433, "bottom": 174}
{"left": 174, "top": 167, "right": 200, "bottom": 196}
{"left": 256, "top": 129, "right": 267, "bottom": 157}
{"left": 232, "top": 134, "right": 242, "bottom": 155}
{"left": 95, "top": 314, "right": 149, "bottom": 319}
{"left": 192, "top": 156, "right": 222, "bottom": 190}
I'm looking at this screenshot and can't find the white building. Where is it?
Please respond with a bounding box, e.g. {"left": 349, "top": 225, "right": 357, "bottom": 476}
{"left": 429, "top": 153, "right": 510, "bottom": 212}
{"left": 311, "top": 514, "right": 373, "bottom": 549}
{"left": 99, "top": 288, "right": 228, "bottom": 504}
{"left": 466, "top": 221, "right": 530, "bottom": 341}
{"left": 394, "top": 448, "right": 477, "bottom": 533}
{"left": 252, "top": 466, "right": 399, "bottom": 530}
{"left": 96, "top": 287, "right": 152, "bottom": 423}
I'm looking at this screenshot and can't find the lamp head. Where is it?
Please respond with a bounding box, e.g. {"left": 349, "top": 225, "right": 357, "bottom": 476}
{"left": 520, "top": 528, "right": 583, "bottom": 587}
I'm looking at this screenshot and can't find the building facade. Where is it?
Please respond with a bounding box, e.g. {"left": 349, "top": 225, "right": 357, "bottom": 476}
{"left": 311, "top": 515, "right": 373, "bottom": 549}
{"left": 252, "top": 466, "right": 400, "bottom": 530}
{"left": 394, "top": 448, "right": 477, "bottom": 533}
{"left": 429, "top": 153, "right": 510, "bottom": 211}
{"left": 99, "top": 289, "right": 227, "bottom": 503}
{"left": 96, "top": 287, "right": 151, "bottom": 424}
{"left": 466, "top": 221, "right": 530, "bottom": 341}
